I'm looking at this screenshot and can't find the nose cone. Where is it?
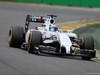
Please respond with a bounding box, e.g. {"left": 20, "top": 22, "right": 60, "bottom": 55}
{"left": 58, "top": 33, "right": 72, "bottom": 54}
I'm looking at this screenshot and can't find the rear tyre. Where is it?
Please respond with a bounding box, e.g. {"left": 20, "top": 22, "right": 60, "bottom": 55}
{"left": 9, "top": 26, "right": 24, "bottom": 47}
{"left": 28, "top": 31, "right": 42, "bottom": 53}
{"left": 80, "top": 36, "right": 94, "bottom": 60}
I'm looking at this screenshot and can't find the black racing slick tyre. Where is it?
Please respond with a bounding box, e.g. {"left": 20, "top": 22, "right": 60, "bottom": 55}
{"left": 80, "top": 36, "right": 94, "bottom": 60}
{"left": 80, "top": 36, "right": 94, "bottom": 50}
{"left": 28, "top": 31, "right": 42, "bottom": 53}
{"left": 9, "top": 26, "right": 24, "bottom": 47}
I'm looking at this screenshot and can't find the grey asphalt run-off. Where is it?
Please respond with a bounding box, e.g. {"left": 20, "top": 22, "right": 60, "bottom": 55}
{"left": 0, "top": 2, "right": 100, "bottom": 75}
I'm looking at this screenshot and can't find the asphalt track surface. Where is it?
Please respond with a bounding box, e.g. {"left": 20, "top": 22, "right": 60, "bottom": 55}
{"left": 0, "top": 2, "right": 100, "bottom": 75}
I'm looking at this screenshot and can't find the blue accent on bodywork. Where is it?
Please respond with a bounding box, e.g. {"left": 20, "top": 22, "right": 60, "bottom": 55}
{"left": 35, "top": 19, "right": 37, "bottom": 21}
{"left": 44, "top": 20, "right": 46, "bottom": 22}
{"left": 32, "top": 19, "right": 34, "bottom": 21}
{"left": 30, "top": 15, "right": 32, "bottom": 18}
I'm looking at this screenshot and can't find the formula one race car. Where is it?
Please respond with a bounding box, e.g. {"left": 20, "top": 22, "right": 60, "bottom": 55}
{"left": 9, "top": 15, "right": 96, "bottom": 60}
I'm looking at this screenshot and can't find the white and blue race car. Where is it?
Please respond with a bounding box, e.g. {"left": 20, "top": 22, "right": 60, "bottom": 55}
{"left": 9, "top": 15, "right": 96, "bottom": 60}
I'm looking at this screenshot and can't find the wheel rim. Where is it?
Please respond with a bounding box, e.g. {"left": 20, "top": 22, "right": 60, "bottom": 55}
{"left": 9, "top": 27, "right": 12, "bottom": 46}
{"left": 28, "top": 32, "right": 32, "bottom": 52}
{"left": 81, "top": 38, "right": 84, "bottom": 44}
{"left": 9, "top": 31, "right": 11, "bottom": 43}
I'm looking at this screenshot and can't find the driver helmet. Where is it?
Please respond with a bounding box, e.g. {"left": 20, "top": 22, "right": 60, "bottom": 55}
{"left": 49, "top": 25, "right": 58, "bottom": 32}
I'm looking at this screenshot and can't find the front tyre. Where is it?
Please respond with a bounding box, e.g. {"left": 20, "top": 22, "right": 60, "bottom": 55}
{"left": 80, "top": 36, "right": 94, "bottom": 50}
{"left": 80, "top": 36, "right": 94, "bottom": 60}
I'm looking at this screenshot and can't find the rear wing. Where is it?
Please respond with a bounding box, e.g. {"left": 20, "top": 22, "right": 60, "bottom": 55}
{"left": 25, "top": 15, "right": 48, "bottom": 25}
{"left": 25, "top": 15, "right": 57, "bottom": 32}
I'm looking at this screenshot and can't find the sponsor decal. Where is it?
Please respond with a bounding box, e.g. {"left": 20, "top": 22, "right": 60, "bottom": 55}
{"left": 32, "top": 19, "right": 37, "bottom": 21}
{"left": 38, "top": 19, "right": 41, "bottom": 21}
